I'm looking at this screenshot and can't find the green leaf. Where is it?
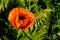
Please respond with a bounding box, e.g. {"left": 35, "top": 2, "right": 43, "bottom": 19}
{"left": 0, "top": 0, "right": 9, "bottom": 12}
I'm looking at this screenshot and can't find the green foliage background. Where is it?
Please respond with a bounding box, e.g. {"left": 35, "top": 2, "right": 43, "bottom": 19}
{"left": 0, "top": 0, "right": 60, "bottom": 40}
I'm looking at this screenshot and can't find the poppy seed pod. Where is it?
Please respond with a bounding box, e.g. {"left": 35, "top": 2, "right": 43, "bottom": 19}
{"left": 8, "top": 8, "right": 35, "bottom": 30}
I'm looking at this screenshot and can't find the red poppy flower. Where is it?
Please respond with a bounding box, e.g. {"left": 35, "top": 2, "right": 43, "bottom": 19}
{"left": 8, "top": 8, "right": 35, "bottom": 30}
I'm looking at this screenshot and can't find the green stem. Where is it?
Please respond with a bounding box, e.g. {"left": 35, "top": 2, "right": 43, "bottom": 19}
{"left": 22, "top": 31, "right": 32, "bottom": 40}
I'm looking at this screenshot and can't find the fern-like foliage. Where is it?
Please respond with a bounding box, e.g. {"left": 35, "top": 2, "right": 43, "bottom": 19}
{"left": 0, "top": 0, "right": 9, "bottom": 12}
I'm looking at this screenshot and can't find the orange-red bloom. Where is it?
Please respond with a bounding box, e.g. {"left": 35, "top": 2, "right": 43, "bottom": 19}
{"left": 8, "top": 8, "right": 35, "bottom": 30}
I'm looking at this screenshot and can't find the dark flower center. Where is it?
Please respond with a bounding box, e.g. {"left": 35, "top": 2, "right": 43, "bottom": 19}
{"left": 19, "top": 16, "right": 25, "bottom": 20}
